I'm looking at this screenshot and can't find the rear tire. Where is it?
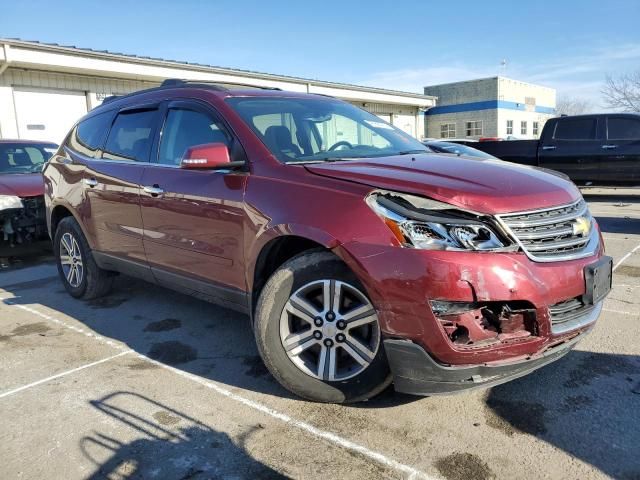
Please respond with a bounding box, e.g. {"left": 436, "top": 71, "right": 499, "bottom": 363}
{"left": 54, "top": 216, "right": 113, "bottom": 299}
{"left": 253, "top": 250, "right": 391, "bottom": 403}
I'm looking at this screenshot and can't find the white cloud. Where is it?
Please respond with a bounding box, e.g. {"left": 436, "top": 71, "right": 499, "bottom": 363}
{"left": 360, "top": 65, "right": 499, "bottom": 94}
{"left": 359, "top": 44, "right": 640, "bottom": 107}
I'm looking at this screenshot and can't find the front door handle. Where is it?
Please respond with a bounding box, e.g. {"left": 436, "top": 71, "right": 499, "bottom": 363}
{"left": 143, "top": 185, "right": 165, "bottom": 197}
{"left": 83, "top": 178, "right": 98, "bottom": 188}
{"left": 601, "top": 144, "right": 618, "bottom": 150}
{"left": 542, "top": 145, "right": 556, "bottom": 151}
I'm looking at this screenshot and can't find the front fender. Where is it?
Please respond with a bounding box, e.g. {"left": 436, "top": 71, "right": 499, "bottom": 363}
{"left": 245, "top": 223, "right": 341, "bottom": 291}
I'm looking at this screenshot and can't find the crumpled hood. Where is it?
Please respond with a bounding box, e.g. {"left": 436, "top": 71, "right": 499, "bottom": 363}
{"left": 305, "top": 154, "right": 581, "bottom": 214}
{"left": 0, "top": 173, "right": 45, "bottom": 198}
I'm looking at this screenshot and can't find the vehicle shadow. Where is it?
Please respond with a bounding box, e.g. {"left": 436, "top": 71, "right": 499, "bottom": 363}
{"left": 81, "top": 391, "right": 287, "bottom": 479}
{"left": 0, "top": 241, "right": 52, "bottom": 269}
{"left": 594, "top": 216, "right": 640, "bottom": 234}
{"left": 581, "top": 192, "right": 640, "bottom": 204}
{"left": 484, "top": 350, "right": 640, "bottom": 480}
{"left": 3, "top": 273, "right": 639, "bottom": 478}
{"left": 2, "top": 272, "right": 298, "bottom": 401}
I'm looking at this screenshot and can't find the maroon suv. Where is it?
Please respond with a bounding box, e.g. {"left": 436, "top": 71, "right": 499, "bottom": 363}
{"left": 1, "top": 140, "right": 58, "bottom": 249}
{"left": 43, "top": 80, "right": 612, "bottom": 403}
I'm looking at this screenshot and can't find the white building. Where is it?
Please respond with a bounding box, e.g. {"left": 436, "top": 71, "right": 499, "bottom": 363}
{"left": 0, "top": 39, "right": 436, "bottom": 144}
{"left": 424, "top": 76, "right": 556, "bottom": 140}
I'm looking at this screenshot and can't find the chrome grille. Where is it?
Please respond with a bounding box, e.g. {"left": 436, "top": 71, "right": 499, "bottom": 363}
{"left": 549, "top": 297, "right": 595, "bottom": 325}
{"left": 549, "top": 296, "right": 599, "bottom": 334}
{"left": 497, "top": 200, "right": 597, "bottom": 262}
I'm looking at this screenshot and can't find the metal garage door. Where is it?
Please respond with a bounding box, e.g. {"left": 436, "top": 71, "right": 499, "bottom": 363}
{"left": 13, "top": 87, "right": 88, "bottom": 144}
{"left": 392, "top": 113, "right": 415, "bottom": 137}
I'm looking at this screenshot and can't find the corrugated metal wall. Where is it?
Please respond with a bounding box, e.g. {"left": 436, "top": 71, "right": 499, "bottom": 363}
{"left": 350, "top": 102, "right": 422, "bottom": 138}
{"left": 0, "top": 69, "right": 424, "bottom": 140}
{"left": 0, "top": 69, "right": 159, "bottom": 138}
{"left": 351, "top": 101, "right": 417, "bottom": 116}
{"left": 0, "top": 68, "right": 157, "bottom": 95}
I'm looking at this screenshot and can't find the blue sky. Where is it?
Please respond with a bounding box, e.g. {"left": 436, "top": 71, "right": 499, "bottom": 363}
{"left": 2, "top": 0, "right": 639, "bottom": 107}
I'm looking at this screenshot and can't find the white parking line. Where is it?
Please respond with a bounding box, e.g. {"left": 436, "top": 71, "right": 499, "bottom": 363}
{"left": 139, "top": 354, "right": 432, "bottom": 480}
{"left": 3, "top": 301, "right": 128, "bottom": 351}
{"left": 602, "top": 235, "right": 630, "bottom": 240}
{"left": 603, "top": 308, "right": 638, "bottom": 316}
{"left": 613, "top": 243, "right": 640, "bottom": 272}
{"left": 0, "top": 298, "right": 435, "bottom": 480}
{"left": 0, "top": 351, "right": 131, "bottom": 399}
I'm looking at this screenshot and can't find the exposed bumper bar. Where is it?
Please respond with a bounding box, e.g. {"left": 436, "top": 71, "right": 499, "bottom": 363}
{"left": 385, "top": 329, "right": 591, "bottom": 396}
{"left": 551, "top": 301, "right": 602, "bottom": 335}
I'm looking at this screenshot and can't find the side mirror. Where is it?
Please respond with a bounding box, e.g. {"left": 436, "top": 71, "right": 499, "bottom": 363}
{"left": 180, "top": 143, "right": 243, "bottom": 170}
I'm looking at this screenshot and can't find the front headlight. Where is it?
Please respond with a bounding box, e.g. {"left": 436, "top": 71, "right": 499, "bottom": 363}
{"left": 366, "top": 190, "right": 512, "bottom": 251}
{"left": 0, "top": 195, "right": 24, "bottom": 211}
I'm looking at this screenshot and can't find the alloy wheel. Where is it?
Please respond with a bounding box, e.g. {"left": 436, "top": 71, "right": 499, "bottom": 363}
{"left": 59, "top": 232, "right": 84, "bottom": 288}
{"left": 279, "top": 279, "right": 380, "bottom": 381}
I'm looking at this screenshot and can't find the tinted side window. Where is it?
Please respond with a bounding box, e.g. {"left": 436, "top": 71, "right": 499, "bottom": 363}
{"left": 67, "top": 111, "right": 113, "bottom": 158}
{"left": 608, "top": 117, "right": 640, "bottom": 140}
{"left": 158, "top": 109, "right": 231, "bottom": 165}
{"left": 553, "top": 118, "right": 597, "bottom": 140}
{"left": 103, "top": 109, "right": 157, "bottom": 162}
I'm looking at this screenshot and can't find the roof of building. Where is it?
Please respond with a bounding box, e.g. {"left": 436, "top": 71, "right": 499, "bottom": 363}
{"left": 0, "top": 38, "right": 437, "bottom": 102}
{"left": 424, "top": 75, "right": 555, "bottom": 92}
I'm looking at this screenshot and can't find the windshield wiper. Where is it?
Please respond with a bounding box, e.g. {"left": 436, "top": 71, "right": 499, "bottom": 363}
{"left": 291, "top": 156, "right": 358, "bottom": 164}
{"left": 397, "top": 150, "right": 429, "bottom": 155}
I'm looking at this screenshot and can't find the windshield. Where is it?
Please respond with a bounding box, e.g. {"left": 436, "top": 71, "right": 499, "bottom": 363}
{"left": 426, "top": 141, "right": 496, "bottom": 159}
{"left": 0, "top": 142, "right": 58, "bottom": 174}
{"left": 227, "top": 97, "right": 428, "bottom": 163}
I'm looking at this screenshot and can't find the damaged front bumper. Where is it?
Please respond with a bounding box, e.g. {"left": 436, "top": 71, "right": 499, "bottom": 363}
{"left": 384, "top": 303, "right": 600, "bottom": 395}
{"left": 0, "top": 196, "right": 48, "bottom": 248}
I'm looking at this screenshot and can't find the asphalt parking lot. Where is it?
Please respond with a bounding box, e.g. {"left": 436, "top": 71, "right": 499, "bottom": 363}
{"left": 1, "top": 188, "right": 639, "bottom": 480}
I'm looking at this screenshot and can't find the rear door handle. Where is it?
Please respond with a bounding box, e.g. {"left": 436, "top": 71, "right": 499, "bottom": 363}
{"left": 542, "top": 145, "right": 556, "bottom": 151}
{"left": 601, "top": 144, "right": 618, "bottom": 150}
{"left": 143, "top": 185, "right": 165, "bottom": 197}
{"left": 83, "top": 178, "right": 98, "bottom": 187}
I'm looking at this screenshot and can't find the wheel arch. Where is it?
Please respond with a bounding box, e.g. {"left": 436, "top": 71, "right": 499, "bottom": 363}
{"left": 248, "top": 225, "right": 342, "bottom": 317}
{"left": 49, "top": 202, "right": 95, "bottom": 249}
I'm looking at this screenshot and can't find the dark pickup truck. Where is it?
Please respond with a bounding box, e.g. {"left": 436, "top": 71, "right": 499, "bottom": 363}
{"left": 459, "top": 113, "right": 640, "bottom": 186}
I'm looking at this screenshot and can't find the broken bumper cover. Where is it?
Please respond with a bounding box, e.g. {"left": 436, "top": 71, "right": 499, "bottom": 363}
{"left": 385, "top": 304, "right": 599, "bottom": 395}
{"left": 0, "top": 196, "right": 47, "bottom": 247}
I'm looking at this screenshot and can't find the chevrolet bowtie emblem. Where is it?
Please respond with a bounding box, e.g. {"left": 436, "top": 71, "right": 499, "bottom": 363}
{"left": 572, "top": 217, "right": 591, "bottom": 237}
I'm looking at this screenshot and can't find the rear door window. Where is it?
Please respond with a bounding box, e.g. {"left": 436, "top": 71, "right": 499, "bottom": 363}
{"left": 607, "top": 117, "right": 640, "bottom": 140}
{"left": 157, "top": 108, "right": 231, "bottom": 165}
{"left": 66, "top": 111, "right": 114, "bottom": 158}
{"left": 103, "top": 109, "right": 158, "bottom": 162}
{"left": 553, "top": 118, "right": 598, "bottom": 140}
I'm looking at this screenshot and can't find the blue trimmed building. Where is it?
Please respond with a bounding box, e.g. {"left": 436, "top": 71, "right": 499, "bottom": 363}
{"left": 424, "top": 76, "right": 556, "bottom": 140}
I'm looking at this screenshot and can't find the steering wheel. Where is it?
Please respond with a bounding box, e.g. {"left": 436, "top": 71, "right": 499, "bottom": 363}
{"left": 327, "top": 141, "right": 354, "bottom": 152}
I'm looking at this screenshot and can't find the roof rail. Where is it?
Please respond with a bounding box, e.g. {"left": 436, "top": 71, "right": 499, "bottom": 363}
{"left": 95, "top": 78, "right": 284, "bottom": 109}
{"left": 102, "top": 95, "right": 120, "bottom": 104}
{"left": 160, "top": 78, "right": 281, "bottom": 91}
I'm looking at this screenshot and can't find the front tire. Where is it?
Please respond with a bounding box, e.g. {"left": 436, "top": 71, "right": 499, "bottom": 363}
{"left": 54, "top": 216, "right": 113, "bottom": 299}
{"left": 253, "top": 250, "right": 391, "bottom": 403}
